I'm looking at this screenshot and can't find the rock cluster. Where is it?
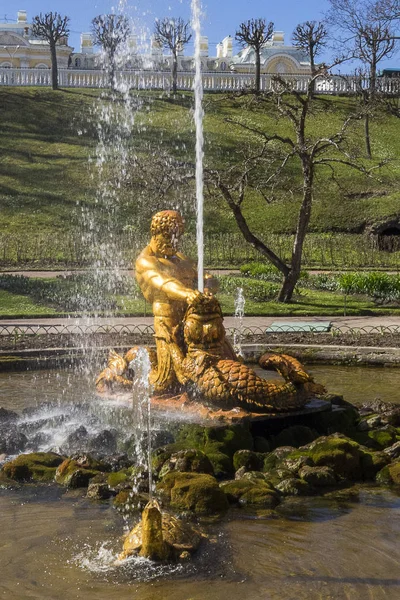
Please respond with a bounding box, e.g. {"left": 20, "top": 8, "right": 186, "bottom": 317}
{"left": 1, "top": 395, "right": 399, "bottom": 515}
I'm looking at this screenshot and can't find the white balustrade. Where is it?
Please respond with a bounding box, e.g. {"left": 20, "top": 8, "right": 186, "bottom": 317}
{"left": 0, "top": 67, "right": 399, "bottom": 95}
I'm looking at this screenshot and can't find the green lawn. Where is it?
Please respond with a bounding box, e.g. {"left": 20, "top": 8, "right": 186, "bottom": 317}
{"left": 1, "top": 87, "right": 399, "bottom": 247}
{"left": 0, "top": 290, "right": 58, "bottom": 317}
{"left": 1, "top": 287, "right": 399, "bottom": 319}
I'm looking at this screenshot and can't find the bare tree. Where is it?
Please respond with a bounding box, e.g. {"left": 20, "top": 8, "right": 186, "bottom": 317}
{"left": 292, "top": 21, "right": 329, "bottom": 96}
{"left": 235, "top": 19, "right": 274, "bottom": 93}
{"left": 327, "top": 0, "right": 397, "bottom": 157}
{"left": 208, "top": 69, "right": 386, "bottom": 302}
{"left": 31, "top": 12, "right": 70, "bottom": 90}
{"left": 92, "top": 14, "right": 130, "bottom": 90}
{"left": 154, "top": 17, "right": 192, "bottom": 94}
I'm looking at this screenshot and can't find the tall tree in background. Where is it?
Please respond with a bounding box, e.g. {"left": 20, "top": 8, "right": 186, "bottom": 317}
{"left": 292, "top": 21, "right": 329, "bottom": 96}
{"left": 92, "top": 14, "right": 130, "bottom": 90}
{"left": 154, "top": 17, "right": 192, "bottom": 94}
{"left": 31, "top": 12, "right": 70, "bottom": 90}
{"left": 235, "top": 19, "right": 274, "bottom": 93}
{"left": 327, "top": 0, "right": 397, "bottom": 157}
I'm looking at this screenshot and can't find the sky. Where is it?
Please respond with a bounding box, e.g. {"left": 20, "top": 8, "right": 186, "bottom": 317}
{"left": 2, "top": 0, "right": 331, "bottom": 55}
{"left": 1, "top": 0, "right": 399, "bottom": 67}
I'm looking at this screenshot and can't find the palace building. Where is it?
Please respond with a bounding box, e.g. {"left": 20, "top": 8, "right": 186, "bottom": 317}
{"left": 0, "top": 11, "right": 72, "bottom": 69}
{"left": 0, "top": 10, "right": 311, "bottom": 75}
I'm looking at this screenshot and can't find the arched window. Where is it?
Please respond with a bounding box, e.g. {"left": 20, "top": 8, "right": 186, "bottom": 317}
{"left": 74, "top": 57, "right": 81, "bottom": 68}
{"left": 0, "top": 61, "right": 12, "bottom": 68}
{"left": 35, "top": 63, "right": 49, "bottom": 69}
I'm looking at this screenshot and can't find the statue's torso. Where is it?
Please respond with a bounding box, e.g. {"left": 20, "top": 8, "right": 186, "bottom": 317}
{"left": 136, "top": 246, "right": 197, "bottom": 319}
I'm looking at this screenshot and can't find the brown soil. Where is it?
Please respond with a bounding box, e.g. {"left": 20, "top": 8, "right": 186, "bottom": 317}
{"left": 1, "top": 332, "right": 399, "bottom": 353}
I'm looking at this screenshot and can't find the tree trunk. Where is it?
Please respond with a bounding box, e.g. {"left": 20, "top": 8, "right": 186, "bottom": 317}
{"left": 278, "top": 161, "right": 314, "bottom": 302}
{"left": 364, "top": 110, "right": 372, "bottom": 158}
{"left": 50, "top": 41, "right": 58, "bottom": 90}
{"left": 255, "top": 51, "right": 261, "bottom": 94}
{"left": 172, "top": 53, "right": 178, "bottom": 94}
{"left": 109, "top": 53, "right": 116, "bottom": 91}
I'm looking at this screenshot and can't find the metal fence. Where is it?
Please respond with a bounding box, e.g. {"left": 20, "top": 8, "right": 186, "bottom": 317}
{"left": 1, "top": 322, "right": 400, "bottom": 339}
{"left": 1, "top": 67, "right": 400, "bottom": 95}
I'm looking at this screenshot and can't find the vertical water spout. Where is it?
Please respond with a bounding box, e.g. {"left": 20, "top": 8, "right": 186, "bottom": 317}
{"left": 131, "top": 347, "right": 153, "bottom": 499}
{"left": 191, "top": 0, "right": 204, "bottom": 292}
{"left": 233, "top": 287, "right": 245, "bottom": 358}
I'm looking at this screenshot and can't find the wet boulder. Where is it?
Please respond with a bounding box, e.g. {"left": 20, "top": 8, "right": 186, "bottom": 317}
{"left": 157, "top": 472, "right": 229, "bottom": 515}
{"left": 233, "top": 449, "right": 264, "bottom": 473}
{"left": 0, "top": 408, "right": 18, "bottom": 423}
{"left": 2, "top": 452, "right": 65, "bottom": 482}
{"left": 220, "top": 478, "right": 279, "bottom": 508}
{"left": 88, "top": 429, "right": 118, "bottom": 455}
{"left": 159, "top": 449, "right": 214, "bottom": 479}
{"left": 0, "top": 427, "right": 28, "bottom": 455}
{"left": 302, "top": 434, "right": 363, "bottom": 480}
{"left": 376, "top": 459, "right": 400, "bottom": 486}
{"left": 271, "top": 425, "right": 318, "bottom": 449}
{"left": 275, "top": 477, "right": 312, "bottom": 496}
{"left": 359, "top": 449, "right": 390, "bottom": 480}
{"left": 384, "top": 441, "right": 400, "bottom": 460}
{"left": 55, "top": 454, "right": 108, "bottom": 488}
{"left": 64, "top": 426, "right": 89, "bottom": 453}
{"left": 298, "top": 465, "right": 336, "bottom": 487}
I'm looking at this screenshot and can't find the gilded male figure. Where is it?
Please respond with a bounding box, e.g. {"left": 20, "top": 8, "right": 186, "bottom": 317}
{"left": 135, "top": 210, "right": 219, "bottom": 391}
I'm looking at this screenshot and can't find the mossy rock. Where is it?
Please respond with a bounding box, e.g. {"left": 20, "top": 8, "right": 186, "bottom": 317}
{"left": 233, "top": 449, "right": 264, "bottom": 472}
{"left": 113, "top": 489, "right": 149, "bottom": 513}
{"left": 356, "top": 425, "right": 396, "bottom": 450}
{"left": 298, "top": 465, "right": 336, "bottom": 487}
{"left": 263, "top": 446, "right": 297, "bottom": 473}
{"left": 107, "top": 470, "right": 130, "bottom": 489}
{"left": 157, "top": 472, "right": 228, "bottom": 515}
{"left": 55, "top": 457, "right": 102, "bottom": 488}
{"left": 159, "top": 449, "right": 214, "bottom": 479}
{"left": 203, "top": 448, "right": 232, "bottom": 479}
{"left": 359, "top": 450, "right": 390, "bottom": 480}
{"left": 2, "top": 452, "right": 65, "bottom": 482}
{"left": 220, "top": 478, "right": 279, "bottom": 508}
{"left": 176, "top": 423, "right": 253, "bottom": 456}
{"left": 271, "top": 426, "right": 318, "bottom": 449}
{"left": 275, "top": 477, "right": 312, "bottom": 496}
{"left": 376, "top": 459, "right": 400, "bottom": 486}
{"left": 305, "top": 435, "right": 362, "bottom": 480}
{"left": 253, "top": 436, "right": 271, "bottom": 453}
{"left": 311, "top": 401, "right": 359, "bottom": 436}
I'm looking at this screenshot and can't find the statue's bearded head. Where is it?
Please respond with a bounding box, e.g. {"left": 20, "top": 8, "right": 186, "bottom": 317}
{"left": 150, "top": 210, "right": 185, "bottom": 257}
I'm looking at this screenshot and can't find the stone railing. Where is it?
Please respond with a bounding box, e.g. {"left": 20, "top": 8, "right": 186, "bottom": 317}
{"left": 1, "top": 67, "right": 400, "bottom": 94}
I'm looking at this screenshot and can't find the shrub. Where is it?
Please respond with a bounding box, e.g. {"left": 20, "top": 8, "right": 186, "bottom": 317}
{"left": 218, "top": 275, "right": 280, "bottom": 301}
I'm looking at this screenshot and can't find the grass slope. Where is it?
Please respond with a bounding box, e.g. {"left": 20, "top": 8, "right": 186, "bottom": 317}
{"left": 0, "top": 88, "right": 399, "bottom": 242}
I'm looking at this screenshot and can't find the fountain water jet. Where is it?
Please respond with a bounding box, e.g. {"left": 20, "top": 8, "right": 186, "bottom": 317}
{"left": 191, "top": 0, "right": 205, "bottom": 292}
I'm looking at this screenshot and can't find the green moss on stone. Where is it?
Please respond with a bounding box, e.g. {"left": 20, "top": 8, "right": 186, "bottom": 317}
{"left": 376, "top": 459, "right": 400, "bottom": 486}
{"left": 360, "top": 450, "right": 390, "bottom": 480}
{"left": 272, "top": 425, "right": 318, "bottom": 449}
{"left": 233, "top": 449, "right": 263, "bottom": 472}
{"left": 107, "top": 470, "right": 129, "bottom": 488}
{"left": 157, "top": 472, "right": 228, "bottom": 515}
{"left": 55, "top": 458, "right": 101, "bottom": 488}
{"left": 2, "top": 452, "right": 65, "bottom": 482}
{"left": 306, "top": 435, "right": 362, "bottom": 480}
{"left": 220, "top": 478, "right": 279, "bottom": 507}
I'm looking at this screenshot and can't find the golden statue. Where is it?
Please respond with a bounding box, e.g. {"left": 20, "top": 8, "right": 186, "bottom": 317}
{"left": 96, "top": 210, "right": 325, "bottom": 414}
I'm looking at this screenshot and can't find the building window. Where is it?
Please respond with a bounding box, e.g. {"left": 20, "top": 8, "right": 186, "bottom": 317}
{"left": 75, "top": 58, "right": 81, "bottom": 68}
{"left": 0, "top": 62, "right": 12, "bottom": 68}
{"left": 35, "top": 63, "right": 49, "bottom": 69}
